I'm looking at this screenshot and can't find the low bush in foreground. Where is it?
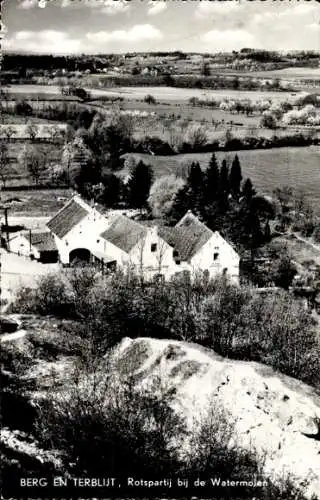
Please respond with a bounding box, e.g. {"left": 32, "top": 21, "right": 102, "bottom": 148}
{"left": 31, "top": 361, "right": 316, "bottom": 499}
{"left": 11, "top": 270, "right": 320, "bottom": 390}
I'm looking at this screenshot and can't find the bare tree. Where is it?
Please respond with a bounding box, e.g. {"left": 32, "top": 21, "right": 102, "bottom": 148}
{"left": 26, "top": 122, "right": 38, "bottom": 142}
{"left": 48, "top": 125, "right": 62, "bottom": 143}
{"left": 18, "top": 145, "right": 46, "bottom": 185}
{"left": 3, "top": 126, "right": 16, "bottom": 143}
{"left": 0, "top": 141, "right": 11, "bottom": 188}
{"left": 184, "top": 123, "right": 208, "bottom": 150}
{"left": 155, "top": 236, "right": 168, "bottom": 276}
{"left": 128, "top": 235, "right": 148, "bottom": 284}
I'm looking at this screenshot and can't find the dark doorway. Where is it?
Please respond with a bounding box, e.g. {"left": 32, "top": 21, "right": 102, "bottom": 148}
{"left": 39, "top": 250, "right": 59, "bottom": 264}
{"left": 69, "top": 248, "right": 91, "bottom": 266}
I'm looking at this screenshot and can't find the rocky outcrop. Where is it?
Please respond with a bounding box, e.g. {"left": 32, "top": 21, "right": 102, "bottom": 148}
{"left": 2, "top": 326, "right": 320, "bottom": 498}
{"left": 108, "top": 337, "right": 320, "bottom": 499}
{"left": 1, "top": 428, "right": 64, "bottom": 471}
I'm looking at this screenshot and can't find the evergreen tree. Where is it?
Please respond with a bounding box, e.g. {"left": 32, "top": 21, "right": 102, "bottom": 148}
{"left": 74, "top": 158, "right": 102, "bottom": 199}
{"left": 219, "top": 160, "right": 229, "bottom": 195}
{"left": 229, "top": 154, "right": 242, "bottom": 199}
{"left": 127, "top": 160, "right": 153, "bottom": 209}
{"left": 242, "top": 178, "right": 255, "bottom": 204}
{"left": 186, "top": 161, "right": 205, "bottom": 215}
{"left": 100, "top": 173, "right": 123, "bottom": 208}
{"left": 231, "top": 204, "right": 263, "bottom": 254}
{"left": 273, "top": 256, "right": 297, "bottom": 290}
{"left": 167, "top": 185, "right": 190, "bottom": 224}
{"left": 264, "top": 220, "right": 271, "bottom": 242}
{"left": 204, "top": 153, "right": 220, "bottom": 205}
{"left": 187, "top": 162, "right": 204, "bottom": 194}
{"left": 247, "top": 207, "right": 264, "bottom": 251}
{"left": 218, "top": 159, "right": 229, "bottom": 211}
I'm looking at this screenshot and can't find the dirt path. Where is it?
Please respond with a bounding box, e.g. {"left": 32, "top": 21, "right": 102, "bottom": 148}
{"left": 292, "top": 233, "right": 320, "bottom": 255}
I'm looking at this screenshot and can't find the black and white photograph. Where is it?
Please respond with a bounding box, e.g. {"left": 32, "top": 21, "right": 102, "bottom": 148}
{"left": 0, "top": 0, "right": 320, "bottom": 498}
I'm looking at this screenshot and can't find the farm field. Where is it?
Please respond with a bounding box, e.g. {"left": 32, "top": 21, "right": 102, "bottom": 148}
{"left": 0, "top": 188, "right": 73, "bottom": 217}
{"left": 248, "top": 67, "right": 320, "bottom": 80}
{"left": 216, "top": 67, "right": 320, "bottom": 82}
{"left": 0, "top": 113, "right": 62, "bottom": 125}
{"left": 4, "top": 84, "right": 306, "bottom": 103}
{"left": 4, "top": 141, "right": 62, "bottom": 186}
{"left": 123, "top": 146, "right": 320, "bottom": 211}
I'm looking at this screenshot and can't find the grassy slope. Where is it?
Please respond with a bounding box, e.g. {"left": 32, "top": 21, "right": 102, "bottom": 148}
{"left": 123, "top": 146, "right": 320, "bottom": 210}
{"left": 1, "top": 188, "right": 73, "bottom": 216}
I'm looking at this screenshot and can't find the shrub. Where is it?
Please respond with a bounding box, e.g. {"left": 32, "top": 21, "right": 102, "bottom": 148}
{"left": 236, "top": 291, "right": 320, "bottom": 386}
{"left": 260, "top": 111, "right": 277, "bottom": 129}
{"left": 144, "top": 94, "right": 157, "bottom": 105}
{"left": 188, "top": 401, "right": 259, "bottom": 481}
{"left": 14, "top": 100, "right": 33, "bottom": 116}
{"left": 148, "top": 174, "right": 185, "bottom": 218}
{"left": 183, "top": 123, "right": 208, "bottom": 150}
{"left": 313, "top": 225, "right": 320, "bottom": 243}
{"left": 34, "top": 364, "right": 185, "bottom": 478}
{"left": 12, "top": 270, "right": 320, "bottom": 390}
{"left": 12, "top": 273, "right": 73, "bottom": 317}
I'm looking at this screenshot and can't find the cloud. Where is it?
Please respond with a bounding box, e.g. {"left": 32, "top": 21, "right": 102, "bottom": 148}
{"left": 100, "top": 0, "right": 131, "bottom": 15}
{"left": 3, "top": 30, "right": 81, "bottom": 54}
{"left": 60, "top": 0, "right": 131, "bottom": 14}
{"left": 306, "top": 23, "right": 320, "bottom": 31}
{"left": 252, "top": 3, "right": 318, "bottom": 24}
{"left": 18, "top": 0, "right": 39, "bottom": 9}
{"left": 147, "top": 2, "right": 167, "bottom": 16}
{"left": 200, "top": 29, "right": 256, "bottom": 51}
{"left": 291, "top": 4, "right": 318, "bottom": 15}
{"left": 86, "top": 24, "right": 163, "bottom": 44}
{"left": 196, "top": 1, "right": 241, "bottom": 19}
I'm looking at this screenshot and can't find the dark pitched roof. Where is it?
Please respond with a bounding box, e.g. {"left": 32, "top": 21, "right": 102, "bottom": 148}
{"left": 100, "top": 215, "right": 148, "bottom": 253}
{"left": 47, "top": 198, "right": 90, "bottom": 239}
{"left": 176, "top": 211, "right": 204, "bottom": 229}
{"left": 22, "top": 231, "right": 57, "bottom": 252}
{"left": 159, "top": 223, "right": 213, "bottom": 262}
{"left": 169, "top": 211, "right": 213, "bottom": 261}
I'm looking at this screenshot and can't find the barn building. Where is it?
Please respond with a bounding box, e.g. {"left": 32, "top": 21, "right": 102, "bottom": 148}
{"left": 46, "top": 195, "right": 240, "bottom": 283}
{"left": 9, "top": 231, "right": 58, "bottom": 263}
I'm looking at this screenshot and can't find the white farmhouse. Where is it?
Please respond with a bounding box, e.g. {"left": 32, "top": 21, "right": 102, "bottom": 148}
{"left": 46, "top": 196, "right": 240, "bottom": 283}
{"left": 159, "top": 211, "right": 240, "bottom": 284}
{"left": 47, "top": 195, "right": 110, "bottom": 265}
{"left": 99, "top": 215, "right": 174, "bottom": 280}
{"left": 9, "top": 231, "right": 58, "bottom": 263}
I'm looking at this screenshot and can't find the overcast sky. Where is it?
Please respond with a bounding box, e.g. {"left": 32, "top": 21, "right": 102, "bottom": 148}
{"left": 2, "top": 0, "right": 320, "bottom": 54}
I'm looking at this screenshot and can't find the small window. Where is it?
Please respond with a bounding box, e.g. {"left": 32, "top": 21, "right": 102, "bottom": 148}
{"left": 173, "top": 249, "right": 179, "bottom": 258}
{"left": 176, "top": 259, "right": 181, "bottom": 265}
{"left": 213, "top": 252, "right": 219, "bottom": 261}
{"left": 151, "top": 243, "right": 157, "bottom": 252}
{"left": 96, "top": 239, "right": 100, "bottom": 243}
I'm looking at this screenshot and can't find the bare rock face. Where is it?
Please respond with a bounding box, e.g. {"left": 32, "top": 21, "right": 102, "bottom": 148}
{"left": 109, "top": 337, "right": 320, "bottom": 499}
